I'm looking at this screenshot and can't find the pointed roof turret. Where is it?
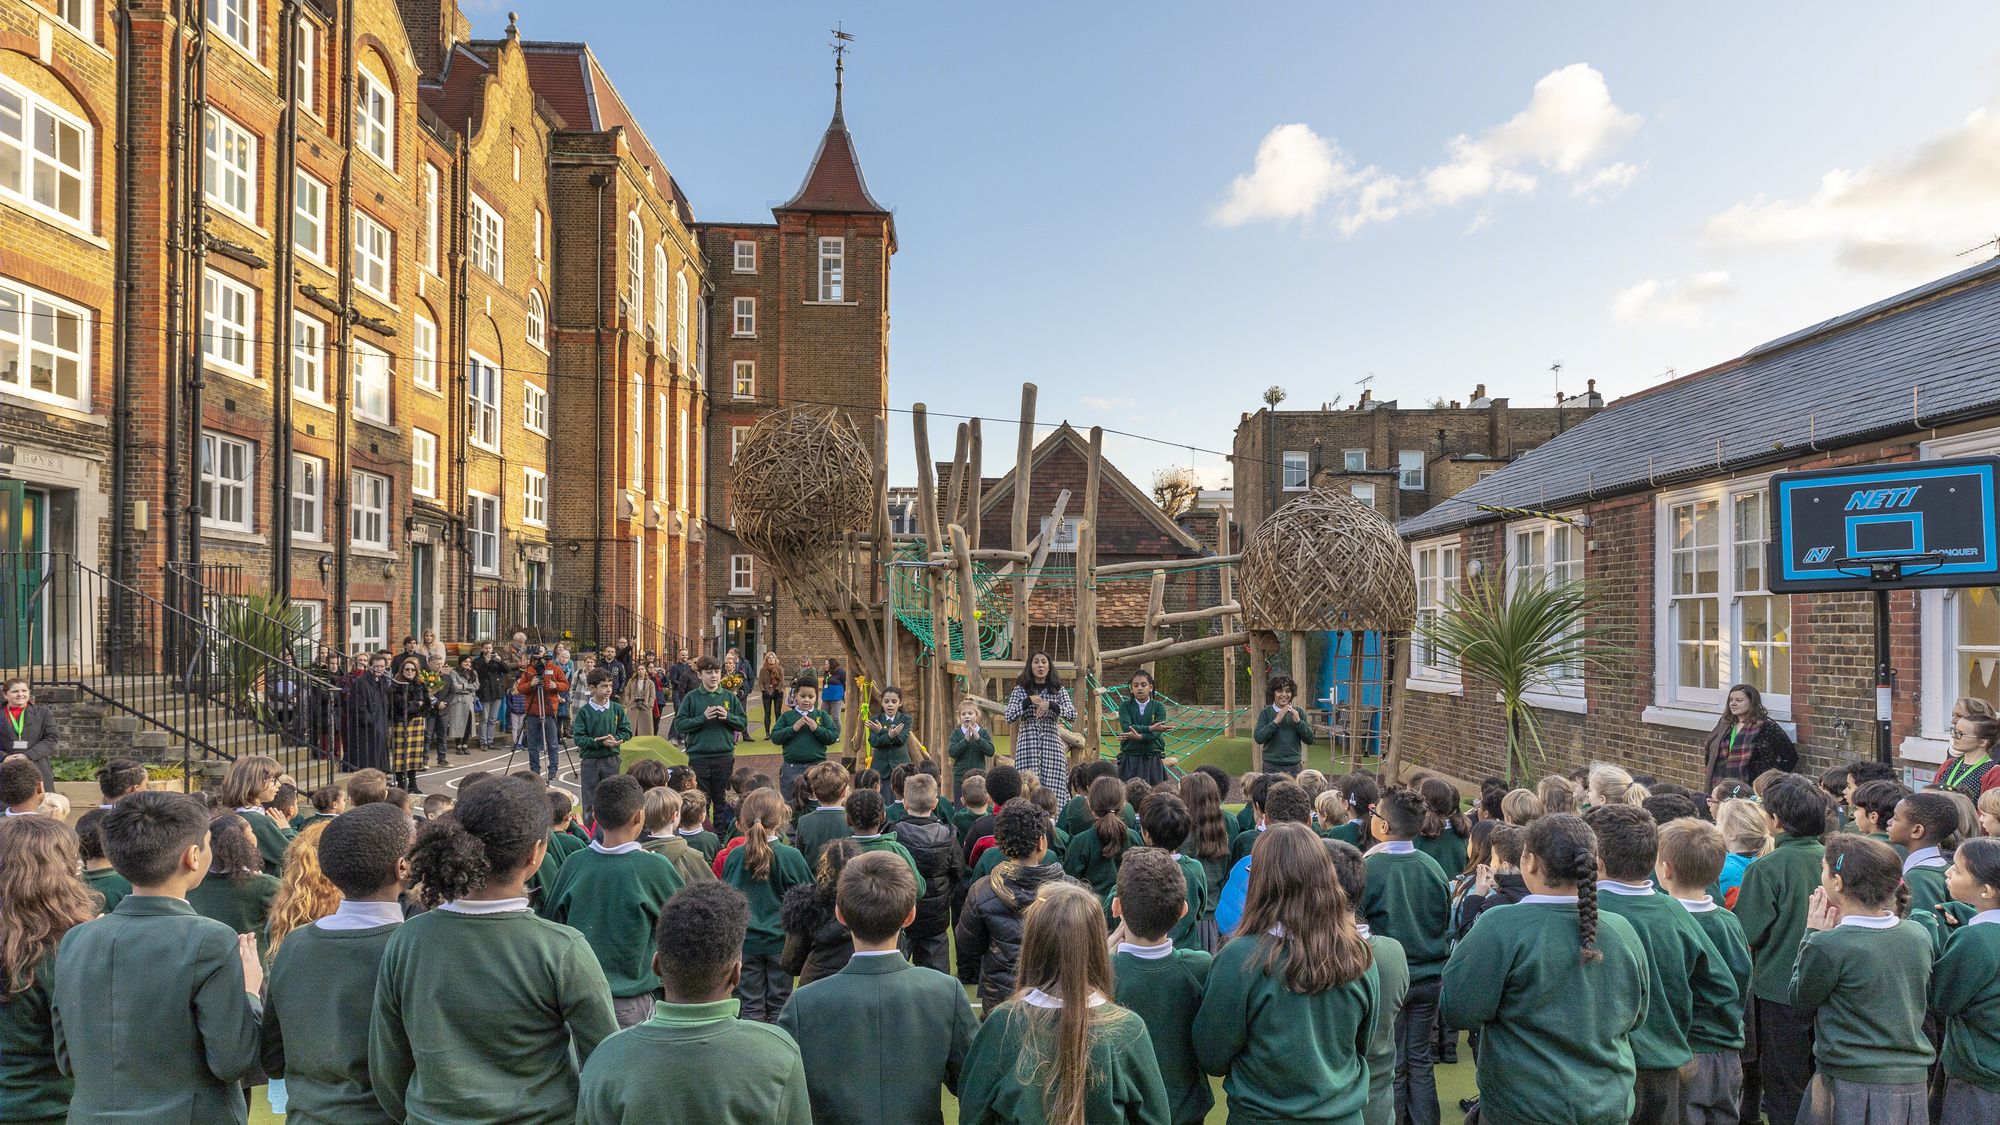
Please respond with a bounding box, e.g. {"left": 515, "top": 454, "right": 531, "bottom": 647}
{"left": 781, "top": 55, "right": 890, "bottom": 215}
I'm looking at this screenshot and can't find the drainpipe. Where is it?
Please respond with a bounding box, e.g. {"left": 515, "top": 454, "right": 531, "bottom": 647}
{"left": 272, "top": 0, "right": 301, "bottom": 599}
{"left": 163, "top": 5, "right": 184, "bottom": 588}
{"left": 184, "top": 2, "right": 209, "bottom": 591}
{"left": 111, "top": 0, "right": 134, "bottom": 622}
{"left": 333, "top": 0, "right": 355, "bottom": 650}
{"left": 591, "top": 171, "right": 611, "bottom": 609}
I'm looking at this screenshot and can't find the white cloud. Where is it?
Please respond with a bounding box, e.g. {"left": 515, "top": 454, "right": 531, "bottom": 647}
{"left": 1698, "top": 105, "right": 2000, "bottom": 274}
{"left": 1212, "top": 64, "right": 1641, "bottom": 231}
{"left": 1611, "top": 271, "right": 1736, "bottom": 325}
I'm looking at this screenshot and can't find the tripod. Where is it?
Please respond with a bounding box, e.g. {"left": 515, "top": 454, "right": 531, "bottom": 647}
{"left": 504, "top": 713, "right": 579, "bottom": 785}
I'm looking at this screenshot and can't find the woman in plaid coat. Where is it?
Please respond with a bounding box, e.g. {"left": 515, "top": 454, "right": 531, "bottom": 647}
{"left": 1001, "top": 649, "right": 1078, "bottom": 801}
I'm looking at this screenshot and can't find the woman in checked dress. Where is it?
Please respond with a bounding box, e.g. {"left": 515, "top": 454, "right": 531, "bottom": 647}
{"left": 1002, "top": 650, "right": 1079, "bottom": 802}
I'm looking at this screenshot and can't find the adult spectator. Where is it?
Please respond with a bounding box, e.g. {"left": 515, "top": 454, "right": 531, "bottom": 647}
{"left": 615, "top": 637, "right": 636, "bottom": 681}
{"left": 1, "top": 678, "right": 58, "bottom": 792}
{"left": 471, "top": 641, "right": 511, "bottom": 751}
{"left": 392, "top": 637, "right": 426, "bottom": 679}
{"left": 757, "top": 653, "right": 786, "bottom": 740}
{"left": 666, "top": 649, "right": 697, "bottom": 743}
{"left": 1701, "top": 682, "right": 1796, "bottom": 788}
{"left": 514, "top": 646, "right": 571, "bottom": 782}
{"left": 420, "top": 629, "right": 447, "bottom": 665}
{"left": 342, "top": 653, "right": 393, "bottom": 773}
{"left": 822, "top": 658, "right": 847, "bottom": 733}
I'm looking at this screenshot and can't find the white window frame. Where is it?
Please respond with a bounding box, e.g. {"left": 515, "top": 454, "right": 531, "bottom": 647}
{"left": 423, "top": 163, "right": 440, "bottom": 273}
{"left": 733, "top": 297, "right": 755, "bottom": 337}
{"left": 350, "top": 601, "right": 388, "bottom": 653}
{"left": 350, "top": 469, "right": 389, "bottom": 549}
{"left": 730, "top": 555, "right": 754, "bottom": 594}
{"left": 410, "top": 429, "right": 436, "bottom": 497}
{"left": 411, "top": 313, "right": 437, "bottom": 391}
{"left": 293, "top": 167, "right": 325, "bottom": 260}
{"left": 350, "top": 339, "right": 390, "bottom": 424}
{"left": 522, "top": 468, "right": 547, "bottom": 526}
{"left": 289, "top": 452, "right": 323, "bottom": 541}
{"left": 1507, "top": 515, "right": 1589, "bottom": 712}
{"left": 818, "top": 236, "right": 843, "bottom": 301}
{"left": 522, "top": 381, "right": 547, "bottom": 435}
{"left": 355, "top": 65, "right": 393, "bottom": 170}
{"left": 525, "top": 290, "right": 546, "bottom": 350}
{"left": 199, "top": 431, "right": 253, "bottom": 532}
{"left": 201, "top": 273, "right": 254, "bottom": 378}
{"left": 0, "top": 77, "right": 91, "bottom": 230}
{"left": 734, "top": 239, "right": 756, "bottom": 272}
{"left": 0, "top": 280, "right": 92, "bottom": 411}
{"left": 1343, "top": 449, "right": 1367, "bottom": 472}
{"left": 1913, "top": 427, "right": 2000, "bottom": 762}
{"left": 55, "top": 0, "right": 92, "bottom": 39}
{"left": 653, "top": 247, "right": 670, "bottom": 340}
{"left": 467, "top": 351, "right": 499, "bottom": 451}
{"left": 732, "top": 360, "right": 755, "bottom": 399}
{"left": 1281, "top": 451, "right": 1308, "bottom": 491}
{"left": 626, "top": 212, "right": 644, "bottom": 323}
{"left": 1350, "top": 483, "right": 1377, "bottom": 505}
{"left": 203, "top": 109, "right": 256, "bottom": 222}
{"left": 1730, "top": 490, "right": 1791, "bottom": 708}
{"left": 469, "top": 194, "right": 503, "bottom": 281}
{"left": 468, "top": 491, "right": 500, "bottom": 575}
{"left": 352, "top": 210, "right": 391, "bottom": 298}
{"left": 730, "top": 425, "right": 750, "bottom": 463}
{"left": 1409, "top": 536, "right": 1461, "bottom": 689}
{"left": 294, "top": 19, "right": 317, "bottom": 113}
{"left": 1398, "top": 450, "right": 1425, "bottom": 490}
{"left": 289, "top": 310, "right": 324, "bottom": 402}
{"left": 676, "top": 272, "right": 688, "bottom": 362}
{"left": 1040, "top": 516, "right": 1081, "bottom": 552}
{"left": 206, "top": 0, "right": 255, "bottom": 56}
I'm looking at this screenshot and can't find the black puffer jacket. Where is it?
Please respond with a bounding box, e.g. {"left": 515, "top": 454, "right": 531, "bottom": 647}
{"left": 779, "top": 881, "right": 853, "bottom": 985}
{"left": 955, "top": 861, "right": 1076, "bottom": 1011}
{"left": 889, "top": 814, "right": 962, "bottom": 939}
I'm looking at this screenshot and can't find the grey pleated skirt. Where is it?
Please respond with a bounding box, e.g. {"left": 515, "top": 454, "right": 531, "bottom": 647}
{"left": 1796, "top": 1074, "right": 1927, "bottom": 1125}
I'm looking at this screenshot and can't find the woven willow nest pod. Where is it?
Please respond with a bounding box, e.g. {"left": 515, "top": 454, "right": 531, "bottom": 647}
{"left": 730, "top": 405, "right": 875, "bottom": 587}
{"left": 1238, "top": 486, "right": 1417, "bottom": 633}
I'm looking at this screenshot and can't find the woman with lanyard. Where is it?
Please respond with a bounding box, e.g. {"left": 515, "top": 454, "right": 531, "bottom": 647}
{"left": 1934, "top": 701, "right": 2000, "bottom": 798}
{"left": 2, "top": 678, "right": 58, "bottom": 793}
{"left": 1701, "top": 682, "right": 1797, "bottom": 788}
{"left": 1001, "top": 650, "right": 1079, "bottom": 801}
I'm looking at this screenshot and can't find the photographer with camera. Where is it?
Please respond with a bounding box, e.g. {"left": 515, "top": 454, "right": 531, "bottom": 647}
{"left": 513, "top": 645, "right": 571, "bottom": 782}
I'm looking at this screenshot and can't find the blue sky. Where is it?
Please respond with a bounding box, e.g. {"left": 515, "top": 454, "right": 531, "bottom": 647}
{"left": 476, "top": 1, "right": 2000, "bottom": 487}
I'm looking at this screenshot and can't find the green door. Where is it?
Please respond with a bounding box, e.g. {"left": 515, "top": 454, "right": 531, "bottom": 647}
{"left": 0, "top": 482, "right": 45, "bottom": 665}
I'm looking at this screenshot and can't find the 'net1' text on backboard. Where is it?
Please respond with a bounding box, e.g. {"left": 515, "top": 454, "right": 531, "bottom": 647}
{"left": 1767, "top": 456, "right": 2000, "bottom": 593}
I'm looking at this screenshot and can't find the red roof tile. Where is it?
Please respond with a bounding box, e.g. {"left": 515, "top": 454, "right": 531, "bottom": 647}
{"left": 419, "top": 44, "right": 493, "bottom": 137}
{"left": 781, "top": 90, "right": 888, "bottom": 214}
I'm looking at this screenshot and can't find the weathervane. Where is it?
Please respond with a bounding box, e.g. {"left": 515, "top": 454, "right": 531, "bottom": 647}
{"left": 829, "top": 23, "right": 855, "bottom": 107}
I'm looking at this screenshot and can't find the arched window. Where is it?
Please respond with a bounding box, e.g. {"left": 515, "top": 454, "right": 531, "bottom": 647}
{"left": 676, "top": 271, "right": 689, "bottom": 366}
{"left": 525, "top": 290, "right": 545, "bottom": 349}
{"left": 626, "top": 212, "right": 643, "bottom": 325}
{"left": 654, "top": 245, "right": 669, "bottom": 344}
{"left": 356, "top": 59, "right": 395, "bottom": 169}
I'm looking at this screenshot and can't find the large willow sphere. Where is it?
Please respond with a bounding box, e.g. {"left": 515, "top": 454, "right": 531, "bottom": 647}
{"left": 1238, "top": 486, "right": 1417, "bottom": 633}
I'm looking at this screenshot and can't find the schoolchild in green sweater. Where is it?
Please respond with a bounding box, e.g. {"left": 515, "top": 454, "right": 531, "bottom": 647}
{"left": 674, "top": 789, "right": 724, "bottom": 861}
{"left": 1229, "top": 774, "right": 1276, "bottom": 864}
{"left": 217, "top": 754, "right": 290, "bottom": 876}
{"left": 1849, "top": 779, "right": 1912, "bottom": 859}
{"left": 1193, "top": 823, "right": 1376, "bottom": 1124}
{"left": 1123, "top": 793, "right": 1209, "bottom": 951}
{"left": 677, "top": 656, "right": 749, "bottom": 836}
{"left": 578, "top": 880, "right": 811, "bottom": 1125}
{"left": 1362, "top": 786, "right": 1453, "bottom": 1125}
{"left": 1329, "top": 837, "right": 1408, "bottom": 1125}
{"left": 1889, "top": 791, "right": 1958, "bottom": 916}
{"left": 1733, "top": 774, "right": 1829, "bottom": 1125}
{"left": 1116, "top": 670, "right": 1176, "bottom": 785}
{"left": 370, "top": 777, "right": 618, "bottom": 1125}
{"left": 955, "top": 774, "right": 991, "bottom": 849}
{"left": 1109, "top": 848, "right": 1213, "bottom": 1125}
{"left": 1064, "top": 774, "right": 1143, "bottom": 910}
{"left": 261, "top": 804, "right": 412, "bottom": 1125}
{"left": 1584, "top": 805, "right": 1739, "bottom": 1125}
{"left": 0, "top": 812, "right": 94, "bottom": 1125}
{"left": 795, "top": 761, "right": 856, "bottom": 871}
{"left": 51, "top": 792, "right": 267, "bottom": 1125}
{"left": 773, "top": 679, "right": 841, "bottom": 797}
{"left": 778, "top": 851, "right": 978, "bottom": 1125}
{"left": 188, "top": 812, "right": 283, "bottom": 961}
{"left": 1657, "top": 817, "right": 1754, "bottom": 1125}
{"left": 1253, "top": 674, "right": 1314, "bottom": 776}
{"left": 961, "top": 881, "right": 1170, "bottom": 1125}
{"left": 720, "top": 789, "right": 814, "bottom": 1022}
{"left": 572, "top": 669, "right": 635, "bottom": 821}
{"left": 1933, "top": 838, "right": 2000, "bottom": 1124}
{"left": 640, "top": 787, "right": 718, "bottom": 887}
{"left": 73, "top": 808, "right": 132, "bottom": 916}
{"left": 1060, "top": 760, "right": 1127, "bottom": 839}
{"left": 948, "top": 699, "right": 996, "bottom": 802}
{"left": 1790, "top": 834, "right": 1936, "bottom": 1125}
{"left": 865, "top": 688, "right": 915, "bottom": 801}
{"left": 1413, "top": 777, "right": 1470, "bottom": 879}
{"left": 845, "top": 788, "right": 927, "bottom": 893}
{"left": 547, "top": 776, "right": 688, "bottom": 1028}
{"left": 1441, "top": 812, "right": 1650, "bottom": 1125}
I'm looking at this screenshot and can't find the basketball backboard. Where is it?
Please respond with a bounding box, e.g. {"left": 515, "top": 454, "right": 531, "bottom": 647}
{"left": 1768, "top": 456, "right": 2000, "bottom": 593}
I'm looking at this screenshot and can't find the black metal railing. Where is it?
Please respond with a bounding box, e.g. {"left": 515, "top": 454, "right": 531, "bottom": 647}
{"left": 165, "top": 562, "right": 318, "bottom": 664}
{"left": 496, "top": 584, "right": 695, "bottom": 662}
{"left": 3, "top": 551, "right": 346, "bottom": 794}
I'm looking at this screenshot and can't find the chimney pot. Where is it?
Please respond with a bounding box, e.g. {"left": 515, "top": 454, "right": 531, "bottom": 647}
{"left": 1450, "top": 401, "right": 1460, "bottom": 409}
{"left": 1473, "top": 384, "right": 1486, "bottom": 400}
{"left": 1588, "top": 379, "right": 1597, "bottom": 391}
{"left": 1240, "top": 412, "right": 1250, "bottom": 422}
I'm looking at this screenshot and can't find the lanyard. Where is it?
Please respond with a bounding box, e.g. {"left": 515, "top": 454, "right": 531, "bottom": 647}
{"left": 6, "top": 708, "right": 23, "bottom": 741}
{"left": 1943, "top": 755, "right": 1986, "bottom": 791}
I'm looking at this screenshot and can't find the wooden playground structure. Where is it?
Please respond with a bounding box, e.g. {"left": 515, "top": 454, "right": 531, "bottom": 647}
{"left": 728, "top": 382, "right": 1419, "bottom": 791}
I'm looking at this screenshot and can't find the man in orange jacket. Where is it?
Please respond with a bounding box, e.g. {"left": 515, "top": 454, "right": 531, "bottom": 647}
{"left": 514, "top": 645, "right": 572, "bottom": 782}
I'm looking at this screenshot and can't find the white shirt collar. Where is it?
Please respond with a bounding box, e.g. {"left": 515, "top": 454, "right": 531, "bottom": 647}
{"left": 590, "top": 840, "right": 643, "bottom": 855}
{"left": 1117, "top": 940, "right": 1174, "bottom": 960}
{"left": 1970, "top": 909, "right": 2000, "bottom": 926}
{"left": 439, "top": 896, "right": 531, "bottom": 915}
{"left": 1837, "top": 913, "right": 1899, "bottom": 929}
{"left": 1520, "top": 894, "right": 1579, "bottom": 905}
{"left": 1022, "top": 988, "right": 1107, "bottom": 1009}
{"left": 677, "top": 828, "right": 707, "bottom": 837}
{"left": 4, "top": 807, "right": 40, "bottom": 816}
{"left": 235, "top": 807, "right": 266, "bottom": 816}
{"left": 1383, "top": 840, "right": 1415, "bottom": 854}
{"left": 851, "top": 833, "right": 883, "bottom": 841}
{"left": 1676, "top": 896, "right": 1720, "bottom": 913}
{"left": 316, "top": 900, "right": 405, "bottom": 931}
{"left": 1355, "top": 922, "right": 1372, "bottom": 938}
{"left": 849, "top": 948, "right": 901, "bottom": 957}
{"left": 1597, "top": 879, "right": 1657, "bottom": 896}
{"left": 585, "top": 699, "right": 610, "bottom": 711}
{"left": 1904, "top": 846, "right": 1947, "bottom": 874}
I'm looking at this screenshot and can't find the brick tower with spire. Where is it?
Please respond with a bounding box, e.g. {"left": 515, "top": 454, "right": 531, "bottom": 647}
{"left": 698, "top": 53, "right": 897, "bottom": 663}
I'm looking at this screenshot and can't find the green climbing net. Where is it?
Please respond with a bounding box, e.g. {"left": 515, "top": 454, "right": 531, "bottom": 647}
{"left": 1088, "top": 676, "right": 1250, "bottom": 776}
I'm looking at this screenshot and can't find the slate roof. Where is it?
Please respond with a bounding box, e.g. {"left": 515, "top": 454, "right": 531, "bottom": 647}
{"left": 781, "top": 86, "right": 890, "bottom": 215}
{"left": 514, "top": 42, "right": 689, "bottom": 222}
{"left": 1399, "top": 256, "right": 2000, "bottom": 539}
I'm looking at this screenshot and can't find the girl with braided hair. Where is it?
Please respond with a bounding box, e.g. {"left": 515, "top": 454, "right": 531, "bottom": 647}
{"left": 1441, "top": 813, "right": 1650, "bottom": 1125}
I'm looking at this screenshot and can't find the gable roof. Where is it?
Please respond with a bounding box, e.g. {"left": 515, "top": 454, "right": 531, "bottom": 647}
{"left": 978, "top": 424, "right": 1202, "bottom": 552}
{"left": 780, "top": 85, "right": 889, "bottom": 215}
{"left": 1399, "top": 255, "right": 2000, "bottom": 539}
{"left": 420, "top": 44, "right": 496, "bottom": 137}
{"left": 515, "top": 41, "right": 690, "bottom": 222}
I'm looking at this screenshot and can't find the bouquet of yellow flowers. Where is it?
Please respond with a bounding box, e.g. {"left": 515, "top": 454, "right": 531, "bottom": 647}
{"left": 721, "top": 671, "right": 745, "bottom": 693}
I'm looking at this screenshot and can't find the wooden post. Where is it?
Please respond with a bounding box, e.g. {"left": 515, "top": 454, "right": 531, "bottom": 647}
{"left": 1077, "top": 427, "right": 1104, "bottom": 757}
{"left": 873, "top": 416, "right": 891, "bottom": 766}
{"left": 912, "top": 405, "right": 943, "bottom": 749}
{"left": 1292, "top": 630, "right": 1311, "bottom": 769}
{"left": 945, "top": 424, "right": 969, "bottom": 550}
{"left": 952, "top": 524, "right": 985, "bottom": 699}
{"left": 1012, "top": 385, "right": 1037, "bottom": 662}
{"left": 1383, "top": 635, "right": 1411, "bottom": 783}
{"left": 1247, "top": 632, "right": 1268, "bottom": 772}
{"left": 1142, "top": 570, "right": 1166, "bottom": 678}
{"left": 1218, "top": 509, "right": 1237, "bottom": 736}
{"left": 1346, "top": 632, "right": 1366, "bottom": 772}
{"left": 967, "top": 418, "right": 983, "bottom": 553}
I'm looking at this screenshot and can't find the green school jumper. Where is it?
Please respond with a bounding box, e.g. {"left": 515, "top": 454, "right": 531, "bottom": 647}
{"left": 1440, "top": 901, "right": 1650, "bottom": 1125}
{"left": 851, "top": 833, "right": 928, "bottom": 894}
{"left": 187, "top": 869, "right": 282, "bottom": 960}
{"left": 1253, "top": 704, "right": 1314, "bottom": 769}
{"left": 1904, "top": 849, "right": 1952, "bottom": 916}
{"left": 722, "top": 840, "right": 816, "bottom": 956}
{"left": 549, "top": 829, "right": 589, "bottom": 863}
{"left": 260, "top": 918, "right": 401, "bottom": 1125}
{"left": 961, "top": 1001, "right": 1170, "bottom": 1125}
{"left": 949, "top": 725, "right": 995, "bottom": 779}
{"left": 1363, "top": 932, "right": 1410, "bottom": 1125}
{"left": 679, "top": 827, "right": 723, "bottom": 863}
{"left": 50, "top": 897, "right": 264, "bottom": 1125}
{"left": 1931, "top": 918, "right": 2000, "bottom": 1093}
{"left": 0, "top": 951, "right": 68, "bottom": 1125}
{"left": 1236, "top": 803, "right": 1258, "bottom": 835}
{"left": 776, "top": 952, "right": 980, "bottom": 1125}
{"left": 370, "top": 905, "right": 618, "bottom": 1125}
{"left": 1788, "top": 918, "right": 1935, "bottom": 1085}
{"left": 82, "top": 866, "right": 132, "bottom": 914}
{"left": 1112, "top": 946, "right": 1214, "bottom": 1125}
{"left": 546, "top": 845, "right": 688, "bottom": 998}
{"left": 1413, "top": 828, "right": 1469, "bottom": 881}
{"left": 795, "top": 807, "right": 854, "bottom": 872}
{"left": 1680, "top": 899, "right": 1753, "bottom": 1054}
{"left": 1733, "top": 832, "right": 1826, "bottom": 1003}
{"left": 676, "top": 687, "right": 748, "bottom": 758}
{"left": 640, "top": 834, "right": 717, "bottom": 886}
{"left": 578, "top": 998, "right": 811, "bottom": 1125}
{"left": 1361, "top": 848, "right": 1453, "bottom": 982}
{"left": 1327, "top": 820, "right": 1364, "bottom": 847}
{"left": 1061, "top": 795, "right": 1140, "bottom": 840}
{"left": 246, "top": 809, "right": 292, "bottom": 875}
{"left": 1063, "top": 824, "right": 1144, "bottom": 904}
{"left": 867, "top": 712, "right": 914, "bottom": 773}
{"left": 1119, "top": 697, "right": 1169, "bottom": 766}
{"left": 573, "top": 700, "right": 634, "bottom": 763}
{"left": 1866, "top": 830, "right": 1909, "bottom": 859}
{"left": 1594, "top": 884, "right": 1738, "bottom": 1070}
{"left": 1170, "top": 854, "right": 1210, "bottom": 950}
{"left": 771, "top": 708, "right": 840, "bottom": 765}
{"left": 1191, "top": 935, "right": 1376, "bottom": 1124}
